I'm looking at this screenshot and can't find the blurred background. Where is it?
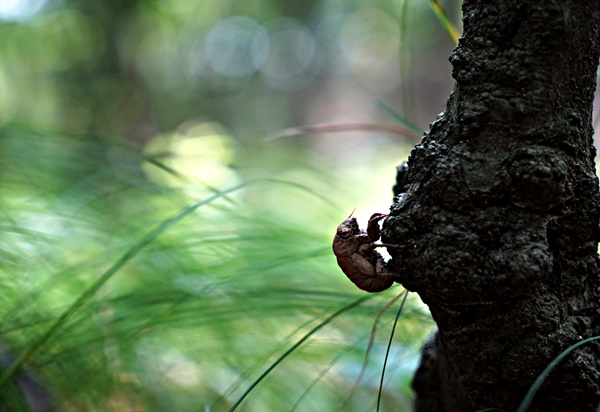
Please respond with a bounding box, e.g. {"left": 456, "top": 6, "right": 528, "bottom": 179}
{"left": 0, "top": 1, "right": 598, "bottom": 411}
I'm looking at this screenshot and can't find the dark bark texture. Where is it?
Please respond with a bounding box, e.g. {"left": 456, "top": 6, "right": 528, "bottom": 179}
{"left": 383, "top": 1, "right": 600, "bottom": 411}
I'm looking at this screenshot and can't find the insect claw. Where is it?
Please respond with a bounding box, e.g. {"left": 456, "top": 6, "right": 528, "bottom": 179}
{"left": 378, "top": 243, "right": 404, "bottom": 249}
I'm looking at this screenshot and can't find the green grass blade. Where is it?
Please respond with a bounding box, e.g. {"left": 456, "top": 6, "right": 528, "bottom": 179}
{"left": 210, "top": 316, "right": 319, "bottom": 411}
{"left": 375, "top": 101, "right": 423, "bottom": 135}
{"left": 290, "top": 342, "right": 354, "bottom": 411}
{"left": 143, "top": 155, "right": 238, "bottom": 205}
{"left": 258, "top": 178, "right": 336, "bottom": 207}
{"left": 516, "top": 335, "right": 600, "bottom": 412}
{"left": 228, "top": 294, "right": 374, "bottom": 412}
{"left": 337, "top": 290, "right": 406, "bottom": 409}
{"left": 264, "top": 122, "right": 421, "bottom": 141}
{"left": 0, "top": 182, "right": 252, "bottom": 388}
{"left": 428, "top": 0, "right": 461, "bottom": 45}
{"left": 377, "top": 290, "right": 409, "bottom": 412}
{"left": 0, "top": 174, "right": 335, "bottom": 391}
{"left": 0, "top": 378, "right": 34, "bottom": 412}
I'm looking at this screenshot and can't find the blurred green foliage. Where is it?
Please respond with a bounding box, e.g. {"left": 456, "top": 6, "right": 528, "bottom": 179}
{"left": 0, "top": 0, "right": 463, "bottom": 410}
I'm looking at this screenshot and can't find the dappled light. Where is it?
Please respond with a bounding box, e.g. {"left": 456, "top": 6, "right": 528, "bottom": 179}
{"left": 0, "top": 0, "right": 50, "bottom": 22}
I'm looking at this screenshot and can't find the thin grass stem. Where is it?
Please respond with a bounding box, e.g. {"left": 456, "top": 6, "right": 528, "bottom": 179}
{"left": 228, "top": 294, "right": 374, "bottom": 412}
{"left": 516, "top": 335, "right": 599, "bottom": 412}
{"left": 337, "top": 290, "right": 406, "bottom": 409}
{"left": 428, "top": 0, "right": 461, "bottom": 44}
{"left": 376, "top": 290, "right": 409, "bottom": 412}
{"left": 0, "top": 182, "right": 252, "bottom": 388}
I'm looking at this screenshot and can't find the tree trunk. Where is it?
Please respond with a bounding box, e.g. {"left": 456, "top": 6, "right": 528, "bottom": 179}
{"left": 383, "top": 1, "right": 600, "bottom": 410}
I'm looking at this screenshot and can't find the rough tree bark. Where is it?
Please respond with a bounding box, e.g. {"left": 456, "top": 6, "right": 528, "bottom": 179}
{"left": 382, "top": 1, "right": 600, "bottom": 411}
